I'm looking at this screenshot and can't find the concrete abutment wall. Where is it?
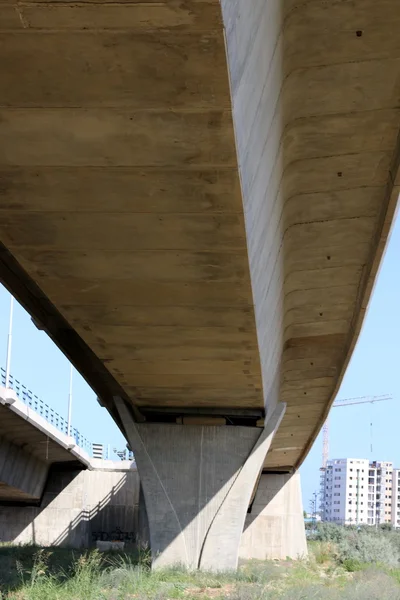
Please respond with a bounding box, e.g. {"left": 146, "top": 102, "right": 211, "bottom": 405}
{"left": 240, "top": 473, "right": 307, "bottom": 561}
{"left": 0, "top": 434, "right": 49, "bottom": 501}
{"left": 0, "top": 439, "right": 307, "bottom": 568}
{"left": 0, "top": 462, "right": 147, "bottom": 547}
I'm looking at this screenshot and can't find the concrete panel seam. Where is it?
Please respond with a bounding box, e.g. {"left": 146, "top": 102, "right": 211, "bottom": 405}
{"left": 199, "top": 402, "right": 286, "bottom": 570}
{"left": 115, "top": 396, "right": 189, "bottom": 565}
{"left": 196, "top": 426, "right": 204, "bottom": 564}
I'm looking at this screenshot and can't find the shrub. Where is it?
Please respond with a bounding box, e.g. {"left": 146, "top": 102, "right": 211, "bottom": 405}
{"left": 337, "top": 528, "right": 399, "bottom": 567}
{"left": 313, "top": 522, "right": 347, "bottom": 544}
{"left": 311, "top": 541, "right": 336, "bottom": 565}
{"left": 341, "top": 558, "right": 364, "bottom": 572}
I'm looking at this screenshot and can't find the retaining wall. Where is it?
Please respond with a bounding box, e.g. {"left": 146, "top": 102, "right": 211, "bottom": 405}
{"left": 0, "top": 461, "right": 148, "bottom": 547}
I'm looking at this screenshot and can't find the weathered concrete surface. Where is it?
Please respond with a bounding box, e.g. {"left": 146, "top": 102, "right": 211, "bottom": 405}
{"left": 0, "top": 387, "right": 92, "bottom": 502}
{"left": 240, "top": 473, "right": 307, "bottom": 561}
{"left": 0, "top": 462, "right": 146, "bottom": 547}
{"left": 0, "top": 435, "right": 49, "bottom": 501}
{"left": 0, "top": 1, "right": 399, "bottom": 476}
{"left": 0, "top": 387, "right": 92, "bottom": 467}
{"left": 117, "top": 398, "right": 285, "bottom": 570}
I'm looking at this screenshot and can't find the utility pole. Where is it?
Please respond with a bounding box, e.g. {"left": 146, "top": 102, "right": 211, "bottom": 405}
{"left": 310, "top": 491, "right": 318, "bottom": 533}
{"left": 67, "top": 365, "right": 73, "bottom": 437}
{"left": 5, "top": 296, "right": 14, "bottom": 389}
{"left": 313, "top": 491, "right": 317, "bottom": 527}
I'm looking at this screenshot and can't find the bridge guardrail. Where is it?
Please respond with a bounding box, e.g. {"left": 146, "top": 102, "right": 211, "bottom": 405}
{"left": 1, "top": 366, "right": 93, "bottom": 456}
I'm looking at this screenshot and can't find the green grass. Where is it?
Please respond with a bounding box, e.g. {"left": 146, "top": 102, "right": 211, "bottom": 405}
{"left": 1, "top": 544, "right": 400, "bottom": 600}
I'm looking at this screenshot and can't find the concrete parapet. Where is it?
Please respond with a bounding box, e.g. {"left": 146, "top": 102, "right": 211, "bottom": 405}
{"left": 239, "top": 472, "right": 307, "bottom": 561}
{"left": 0, "top": 387, "right": 92, "bottom": 470}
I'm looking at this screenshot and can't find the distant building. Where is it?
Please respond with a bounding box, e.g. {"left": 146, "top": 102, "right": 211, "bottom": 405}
{"left": 320, "top": 458, "right": 400, "bottom": 527}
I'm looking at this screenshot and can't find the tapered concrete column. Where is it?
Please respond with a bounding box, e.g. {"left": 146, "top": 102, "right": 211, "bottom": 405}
{"left": 239, "top": 472, "right": 307, "bottom": 561}
{"left": 116, "top": 399, "right": 285, "bottom": 571}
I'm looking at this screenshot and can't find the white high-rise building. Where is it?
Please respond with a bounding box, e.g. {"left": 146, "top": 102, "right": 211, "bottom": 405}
{"left": 392, "top": 469, "right": 400, "bottom": 527}
{"left": 321, "top": 458, "right": 369, "bottom": 525}
{"left": 321, "top": 458, "right": 400, "bottom": 526}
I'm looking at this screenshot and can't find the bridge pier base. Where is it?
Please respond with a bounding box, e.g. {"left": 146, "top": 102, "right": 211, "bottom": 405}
{"left": 116, "top": 399, "right": 285, "bottom": 571}
{"left": 240, "top": 472, "right": 307, "bottom": 561}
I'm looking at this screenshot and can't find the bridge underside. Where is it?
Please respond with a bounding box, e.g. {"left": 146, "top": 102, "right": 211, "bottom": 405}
{"left": 0, "top": 391, "right": 89, "bottom": 503}
{"left": 0, "top": 0, "right": 399, "bottom": 568}
{"left": 1, "top": 0, "right": 398, "bottom": 472}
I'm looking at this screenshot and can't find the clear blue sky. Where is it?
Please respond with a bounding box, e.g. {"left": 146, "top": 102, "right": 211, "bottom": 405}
{"left": 0, "top": 289, "right": 127, "bottom": 459}
{"left": 0, "top": 212, "right": 399, "bottom": 501}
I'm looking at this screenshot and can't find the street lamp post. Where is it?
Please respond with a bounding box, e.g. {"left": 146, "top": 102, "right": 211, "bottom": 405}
{"left": 314, "top": 492, "right": 317, "bottom": 526}
{"left": 310, "top": 491, "right": 318, "bottom": 534}
{"left": 67, "top": 365, "right": 73, "bottom": 437}
{"left": 5, "top": 296, "right": 14, "bottom": 389}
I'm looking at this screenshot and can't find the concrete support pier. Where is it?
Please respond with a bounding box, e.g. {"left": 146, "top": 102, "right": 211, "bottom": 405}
{"left": 240, "top": 473, "right": 307, "bottom": 561}
{"left": 117, "top": 399, "right": 285, "bottom": 571}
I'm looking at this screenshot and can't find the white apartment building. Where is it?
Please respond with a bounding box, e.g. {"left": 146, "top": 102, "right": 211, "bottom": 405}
{"left": 321, "top": 458, "right": 400, "bottom": 526}
{"left": 392, "top": 469, "right": 400, "bottom": 527}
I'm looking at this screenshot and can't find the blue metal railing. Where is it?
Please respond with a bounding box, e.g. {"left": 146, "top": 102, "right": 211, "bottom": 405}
{"left": 1, "top": 367, "right": 93, "bottom": 455}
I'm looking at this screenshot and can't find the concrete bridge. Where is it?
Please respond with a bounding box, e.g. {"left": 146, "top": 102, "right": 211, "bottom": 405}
{"left": 0, "top": 385, "right": 92, "bottom": 503}
{"left": 0, "top": 0, "right": 399, "bottom": 569}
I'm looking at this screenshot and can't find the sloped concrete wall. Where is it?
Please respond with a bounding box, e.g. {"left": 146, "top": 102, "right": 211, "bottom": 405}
{"left": 239, "top": 472, "right": 307, "bottom": 560}
{"left": 0, "top": 435, "right": 49, "bottom": 501}
{"left": 0, "top": 462, "right": 147, "bottom": 548}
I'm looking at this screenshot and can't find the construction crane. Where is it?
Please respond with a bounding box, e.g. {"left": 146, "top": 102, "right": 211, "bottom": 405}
{"left": 321, "top": 394, "right": 392, "bottom": 469}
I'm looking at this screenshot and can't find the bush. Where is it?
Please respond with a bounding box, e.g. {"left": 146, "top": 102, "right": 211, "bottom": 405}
{"left": 311, "top": 522, "right": 400, "bottom": 568}
{"left": 311, "top": 542, "right": 336, "bottom": 565}
{"left": 341, "top": 558, "right": 364, "bottom": 572}
{"left": 338, "top": 528, "right": 399, "bottom": 567}
{"left": 312, "top": 522, "right": 347, "bottom": 544}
